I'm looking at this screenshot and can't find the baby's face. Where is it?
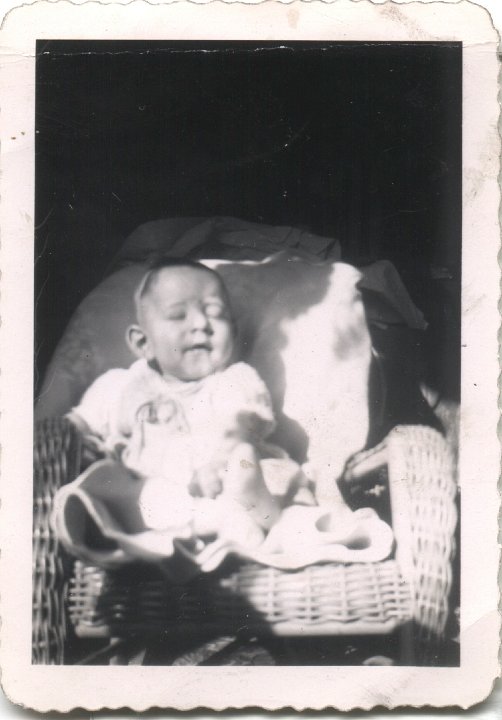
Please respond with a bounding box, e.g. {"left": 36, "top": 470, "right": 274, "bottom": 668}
{"left": 139, "top": 267, "right": 235, "bottom": 381}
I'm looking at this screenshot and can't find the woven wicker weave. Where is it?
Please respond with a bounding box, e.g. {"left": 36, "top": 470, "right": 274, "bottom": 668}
{"left": 33, "top": 418, "right": 81, "bottom": 664}
{"left": 387, "top": 427, "right": 458, "bottom": 640}
{"left": 33, "top": 419, "right": 457, "bottom": 663}
{"left": 68, "top": 559, "right": 412, "bottom": 638}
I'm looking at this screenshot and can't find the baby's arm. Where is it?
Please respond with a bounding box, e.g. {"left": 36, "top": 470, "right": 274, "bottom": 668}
{"left": 66, "top": 411, "right": 114, "bottom": 466}
{"left": 66, "top": 369, "right": 128, "bottom": 460}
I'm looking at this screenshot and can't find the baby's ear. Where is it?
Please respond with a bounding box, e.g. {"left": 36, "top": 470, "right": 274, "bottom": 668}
{"left": 126, "top": 324, "right": 149, "bottom": 359}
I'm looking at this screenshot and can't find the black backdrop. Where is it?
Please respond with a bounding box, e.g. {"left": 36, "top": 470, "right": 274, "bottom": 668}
{"left": 35, "top": 41, "right": 461, "bottom": 399}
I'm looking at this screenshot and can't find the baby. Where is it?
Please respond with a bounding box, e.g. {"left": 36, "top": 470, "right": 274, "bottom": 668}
{"left": 67, "top": 258, "right": 300, "bottom": 549}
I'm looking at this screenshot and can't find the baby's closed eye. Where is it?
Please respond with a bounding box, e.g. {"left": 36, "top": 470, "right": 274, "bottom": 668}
{"left": 204, "top": 302, "right": 226, "bottom": 318}
{"left": 167, "top": 311, "right": 186, "bottom": 321}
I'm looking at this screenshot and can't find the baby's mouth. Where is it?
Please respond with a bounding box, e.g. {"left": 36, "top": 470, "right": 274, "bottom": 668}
{"left": 184, "top": 343, "right": 212, "bottom": 353}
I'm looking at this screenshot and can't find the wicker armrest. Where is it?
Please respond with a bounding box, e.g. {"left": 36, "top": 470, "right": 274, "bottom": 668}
{"left": 344, "top": 425, "right": 457, "bottom": 638}
{"left": 386, "top": 426, "right": 457, "bottom": 636}
{"left": 33, "top": 417, "right": 82, "bottom": 664}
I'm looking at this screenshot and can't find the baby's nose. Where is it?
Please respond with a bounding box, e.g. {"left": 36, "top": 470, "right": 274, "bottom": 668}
{"left": 190, "top": 308, "right": 211, "bottom": 331}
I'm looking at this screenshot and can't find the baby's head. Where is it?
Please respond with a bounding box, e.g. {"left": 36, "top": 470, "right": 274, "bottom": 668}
{"left": 127, "top": 258, "right": 236, "bottom": 382}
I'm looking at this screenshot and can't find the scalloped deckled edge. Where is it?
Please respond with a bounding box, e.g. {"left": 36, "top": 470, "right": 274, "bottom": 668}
{"left": 0, "top": 0, "right": 500, "bottom": 713}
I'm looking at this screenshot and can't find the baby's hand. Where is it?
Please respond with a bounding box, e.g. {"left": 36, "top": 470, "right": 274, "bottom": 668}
{"left": 192, "top": 461, "right": 226, "bottom": 499}
{"left": 80, "top": 432, "right": 114, "bottom": 468}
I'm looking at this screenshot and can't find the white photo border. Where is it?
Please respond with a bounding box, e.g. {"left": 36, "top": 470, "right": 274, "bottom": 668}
{"left": 0, "top": 0, "right": 500, "bottom": 711}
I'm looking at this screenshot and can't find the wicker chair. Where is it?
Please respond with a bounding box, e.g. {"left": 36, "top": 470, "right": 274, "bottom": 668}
{"left": 33, "top": 418, "right": 457, "bottom": 665}
{"left": 32, "top": 248, "right": 458, "bottom": 665}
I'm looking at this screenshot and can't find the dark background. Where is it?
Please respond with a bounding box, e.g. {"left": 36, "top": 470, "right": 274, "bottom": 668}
{"left": 35, "top": 40, "right": 462, "bottom": 400}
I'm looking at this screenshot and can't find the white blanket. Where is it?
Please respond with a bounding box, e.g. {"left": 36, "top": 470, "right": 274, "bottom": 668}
{"left": 52, "top": 459, "right": 394, "bottom": 580}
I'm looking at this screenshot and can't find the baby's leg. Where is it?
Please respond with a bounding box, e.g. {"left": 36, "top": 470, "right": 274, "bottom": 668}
{"left": 222, "top": 442, "right": 280, "bottom": 531}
